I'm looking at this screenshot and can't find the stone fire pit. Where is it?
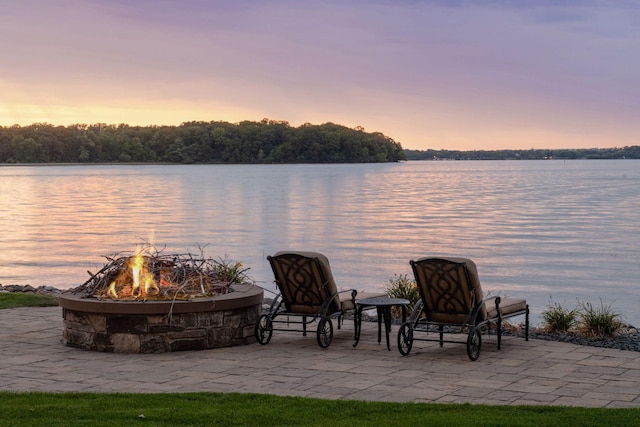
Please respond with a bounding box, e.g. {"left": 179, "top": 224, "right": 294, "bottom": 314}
{"left": 59, "top": 248, "right": 263, "bottom": 353}
{"left": 59, "top": 284, "right": 263, "bottom": 353}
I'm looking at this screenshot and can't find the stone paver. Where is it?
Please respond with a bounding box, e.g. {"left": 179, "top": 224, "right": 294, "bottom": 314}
{"left": 1, "top": 306, "right": 640, "bottom": 407}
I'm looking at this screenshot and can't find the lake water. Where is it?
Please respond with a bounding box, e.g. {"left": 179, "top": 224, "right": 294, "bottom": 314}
{"left": 1, "top": 160, "right": 638, "bottom": 326}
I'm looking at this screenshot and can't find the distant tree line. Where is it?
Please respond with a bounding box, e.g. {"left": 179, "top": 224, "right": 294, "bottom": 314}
{"left": 404, "top": 146, "right": 640, "bottom": 160}
{"left": 0, "top": 119, "right": 405, "bottom": 164}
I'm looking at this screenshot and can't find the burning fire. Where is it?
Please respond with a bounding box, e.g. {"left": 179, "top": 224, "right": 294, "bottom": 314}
{"left": 79, "top": 246, "right": 241, "bottom": 301}
{"left": 107, "top": 253, "right": 166, "bottom": 299}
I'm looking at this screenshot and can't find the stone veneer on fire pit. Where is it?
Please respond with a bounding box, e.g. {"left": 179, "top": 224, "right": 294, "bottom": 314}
{"left": 59, "top": 284, "right": 263, "bottom": 353}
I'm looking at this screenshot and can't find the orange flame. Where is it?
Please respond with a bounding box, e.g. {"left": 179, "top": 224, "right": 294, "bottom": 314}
{"left": 105, "top": 252, "right": 162, "bottom": 300}
{"left": 108, "top": 280, "right": 118, "bottom": 299}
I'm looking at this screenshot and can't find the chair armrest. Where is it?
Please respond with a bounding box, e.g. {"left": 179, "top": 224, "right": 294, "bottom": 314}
{"left": 479, "top": 295, "right": 501, "bottom": 321}
{"left": 268, "top": 294, "right": 284, "bottom": 314}
{"left": 482, "top": 295, "right": 500, "bottom": 309}
{"left": 337, "top": 289, "right": 360, "bottom": 313}
{"left": 344, "top": 289, "right": 358, "bottom": 301}
{"left": 409, "top": 299, "right": 424, "bottom": 322}
{"left": 469, "top": 296, "right": 500, "bottom": 324}
{"left": 320, "top": 282, "right": 356, "bottom": 315}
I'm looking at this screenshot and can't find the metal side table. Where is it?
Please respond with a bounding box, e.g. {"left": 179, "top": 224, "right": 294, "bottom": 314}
{"left": 353, "top": 297, "right": 409, "bottom": 351}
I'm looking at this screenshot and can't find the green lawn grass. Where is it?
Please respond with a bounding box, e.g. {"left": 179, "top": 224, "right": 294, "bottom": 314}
{"left": 0, "top": 292, "right": 58, "bottom": 310}
{"left": 0, "top": 392, "right": 638, "bottom": 427}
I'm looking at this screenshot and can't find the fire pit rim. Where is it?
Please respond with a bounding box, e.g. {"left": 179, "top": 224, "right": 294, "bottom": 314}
{"left": 58, "top": 284, "right": 263, "bottom": 315}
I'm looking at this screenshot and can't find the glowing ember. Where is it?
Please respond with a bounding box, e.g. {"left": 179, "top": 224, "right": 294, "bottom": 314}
{"left": 106, "top": 253, "right": 164, "bottom": 299}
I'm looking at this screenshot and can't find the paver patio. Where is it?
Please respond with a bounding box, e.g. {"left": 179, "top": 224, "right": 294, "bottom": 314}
{"left": 1, "top": 306, "right": 639, "bottom": 408}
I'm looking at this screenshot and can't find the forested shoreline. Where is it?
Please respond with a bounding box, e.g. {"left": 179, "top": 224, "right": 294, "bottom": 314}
{"left": 2, "top": 119, "right": 637, "bottom": 164}
{"left": 0, "top": 120, "right": 405, "bottom": 164}
{"left": 404, "top": 146, "right": 640, "bottom": 160}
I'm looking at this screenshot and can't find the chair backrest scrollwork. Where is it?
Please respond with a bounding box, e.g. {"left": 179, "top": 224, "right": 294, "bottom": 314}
{"left": 410, "top": 257, "right": 487, "bottom": 324}
{"left": 268, "top": 251, "right": 341, "bottom": 316}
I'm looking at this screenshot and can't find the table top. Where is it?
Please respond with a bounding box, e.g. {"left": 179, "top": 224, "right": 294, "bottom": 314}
{"left": 357, "top": 296, "right": 410, "bottom": 307}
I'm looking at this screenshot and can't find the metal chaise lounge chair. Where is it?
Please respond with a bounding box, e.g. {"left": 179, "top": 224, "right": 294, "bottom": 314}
{"left": 255, "top": 251, "right": 358, "bottom": 348}
{"left": 398, "top": 257, "right": 529, "bottom": 361}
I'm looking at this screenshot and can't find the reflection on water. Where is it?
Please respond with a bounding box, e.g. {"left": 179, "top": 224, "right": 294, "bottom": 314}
{"left": 1, "top": 161, "right": 639, "bottom": 326}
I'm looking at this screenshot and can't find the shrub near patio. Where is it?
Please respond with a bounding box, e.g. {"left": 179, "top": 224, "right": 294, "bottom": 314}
{"left": 578, "top": 300, "right": 626, "bottom": 337}
{"left": 535, "top": 298, "right": 640, "bottom": 352}
{"left": 542, "top": 300, "right": 579, "bottom": 333}
{"left": 384, "top": 274, "right": 419, "bottom": 318}
{"left": 542, "top": 299, "right": 624, "bottom": 337}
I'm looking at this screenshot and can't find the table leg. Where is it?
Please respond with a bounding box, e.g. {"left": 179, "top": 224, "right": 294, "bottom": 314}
{"left": 376, "top": 307, "right": 383, "bottom": 344}
{"left": 353, "top": 305, "right": 365, "bottom": 347}
{"left": 383, "top": 306, "right": 392, "bottom": 351}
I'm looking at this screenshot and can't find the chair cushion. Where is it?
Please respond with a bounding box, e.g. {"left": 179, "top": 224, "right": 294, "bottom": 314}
{"left": 339, "top": 291, "right": 386, "bottom": 311}
{"left": 486, "top": 297, "right": 528, "bottom": 319}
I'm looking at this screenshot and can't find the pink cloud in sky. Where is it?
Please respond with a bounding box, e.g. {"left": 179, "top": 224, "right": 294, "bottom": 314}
{"left": 1, "top": 0, "right": 638, "bottom": 150}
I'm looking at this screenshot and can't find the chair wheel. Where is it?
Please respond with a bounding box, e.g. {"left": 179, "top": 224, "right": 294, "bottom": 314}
{"left": 255, "top": 314, "right": 273, "bottom": 345}
{"left": 397, "top": 322, "right": 414, "bottom": 355}
{"left": 317, "top": 317, "right": 333, "bottom": 348}
{"left": 467, "top": 327, "right": 482, "bottom": 361}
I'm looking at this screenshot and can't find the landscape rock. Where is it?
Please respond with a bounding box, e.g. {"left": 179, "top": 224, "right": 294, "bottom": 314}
{"left": 0, "top": 284, "right": 63, "bottom": 295}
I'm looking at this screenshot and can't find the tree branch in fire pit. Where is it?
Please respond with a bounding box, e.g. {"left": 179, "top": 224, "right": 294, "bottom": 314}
{"left": 69, "top": 246, "right": 253, "bottom": 301}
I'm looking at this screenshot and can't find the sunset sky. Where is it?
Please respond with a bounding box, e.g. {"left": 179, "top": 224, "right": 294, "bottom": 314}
{"left": 2, "top": 0, "right": 639, "bottom": 150}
